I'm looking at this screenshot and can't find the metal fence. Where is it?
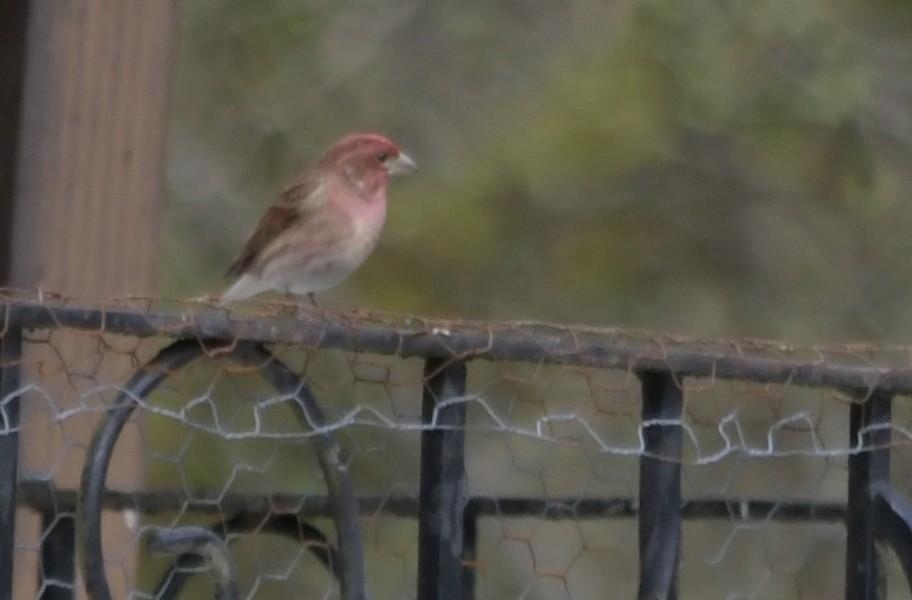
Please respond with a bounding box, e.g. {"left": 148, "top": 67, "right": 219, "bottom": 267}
{"left": 2, "top": 293, "right": 912, "bottom": 599}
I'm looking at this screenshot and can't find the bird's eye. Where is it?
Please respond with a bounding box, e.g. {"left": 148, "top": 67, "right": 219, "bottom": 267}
{"left": 376, "top": 152, "right": 389, "bottom": 162}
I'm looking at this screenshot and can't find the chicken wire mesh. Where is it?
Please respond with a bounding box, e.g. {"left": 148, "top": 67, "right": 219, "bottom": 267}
{"left": 2, "top": 291, "right": 912, "bottom": 600}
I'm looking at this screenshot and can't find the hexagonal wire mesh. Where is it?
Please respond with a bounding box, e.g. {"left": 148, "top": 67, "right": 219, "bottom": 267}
{"left": 2, "top": 292, "right": 912, "bottom": 600}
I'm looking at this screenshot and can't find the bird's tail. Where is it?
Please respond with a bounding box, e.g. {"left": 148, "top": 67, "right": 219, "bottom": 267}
{"left": 217, "top": 274, "right": 271, "bottom": 303}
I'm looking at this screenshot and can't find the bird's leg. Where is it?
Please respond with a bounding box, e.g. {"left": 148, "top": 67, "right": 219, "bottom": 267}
{"left": 289, "top": 291, "right": 319, "bottom": 320}
{"left": 295, "top": 292, "right": 322, "bottom": 321}
{"left": 278, "top": 286, "right": 300, "bottom": 317}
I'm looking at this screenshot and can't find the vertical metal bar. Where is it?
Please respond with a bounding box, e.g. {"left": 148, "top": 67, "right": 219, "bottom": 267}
{"left": 846, "top": 392, "right": 891, "bottom": 600}
{"left": 637, "top": 371, "right": 683, "bottom": 600}
{"left": 417, "top": 359, "right": 468, "bottom": 600}
{"left": 0, "top": 326, "right": 23, "bottom": 600}
{"left": 39, "top": 513, "right": 75, "bottom": 600}
{"left": 461, "top": 504, "right": 478, "bottom": 600}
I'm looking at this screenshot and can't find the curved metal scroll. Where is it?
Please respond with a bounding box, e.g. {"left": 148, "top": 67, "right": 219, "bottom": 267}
{"left": 151, "top": 514, "right": 340, "bottom": 600}
{"left": 873, "top": 483, "right": 912, "bottom": 591}
{"left": 78, "top": 339, "right": 367, "bottom": 600}
{"left": 147, "top": 526, "right": 240, "bottom": 600}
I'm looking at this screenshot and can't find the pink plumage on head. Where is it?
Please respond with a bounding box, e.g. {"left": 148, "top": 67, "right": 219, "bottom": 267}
{"left": 219, "top": 133, "right": 417, "bottom": 303}
{"left": 318, "top": 134, "right": 405, "bottom": 168}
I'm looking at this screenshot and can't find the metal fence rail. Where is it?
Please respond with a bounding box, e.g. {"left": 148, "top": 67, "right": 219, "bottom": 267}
{"left": 1, "top": 296, "right": 912, "bottom": 599}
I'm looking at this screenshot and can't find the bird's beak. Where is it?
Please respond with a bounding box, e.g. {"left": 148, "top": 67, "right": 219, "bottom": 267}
{"left": 386, "top": 152, "right": 418, "bottom": 177}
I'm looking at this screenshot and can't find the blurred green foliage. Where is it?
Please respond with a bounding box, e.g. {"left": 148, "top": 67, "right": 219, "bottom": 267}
{"left": 162, "top": 0, "right": 912, "bottom": 343}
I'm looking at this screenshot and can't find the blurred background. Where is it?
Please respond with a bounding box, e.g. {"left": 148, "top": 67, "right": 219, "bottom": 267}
{"left": 162, "top": 0, "right": 912, "bottom": 344}
{"left": 4, "top": 1, "right": 912, "bottom": 599}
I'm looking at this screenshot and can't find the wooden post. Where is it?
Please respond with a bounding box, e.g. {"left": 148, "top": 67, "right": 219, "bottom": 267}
{"left": 1, "top": 1, "right": 178, "bottom": 598}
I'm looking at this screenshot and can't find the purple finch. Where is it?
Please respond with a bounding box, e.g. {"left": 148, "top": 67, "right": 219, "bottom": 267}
{"left": 219, "top": 133, "right": 417, "bottom": 302}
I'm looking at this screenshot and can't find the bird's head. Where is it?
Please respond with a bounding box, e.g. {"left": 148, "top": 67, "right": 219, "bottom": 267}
{"left": 320, "top": 134, "right": 417, "bottom": 196}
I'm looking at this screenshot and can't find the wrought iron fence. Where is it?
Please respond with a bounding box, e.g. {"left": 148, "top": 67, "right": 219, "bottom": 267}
{"left": 1, "top": 292, "right": 912, "bottom": 599}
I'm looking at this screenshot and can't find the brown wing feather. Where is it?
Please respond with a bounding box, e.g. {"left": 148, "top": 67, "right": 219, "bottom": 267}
{"left": 224, "top": 174, "right": 327, "bottom": 278}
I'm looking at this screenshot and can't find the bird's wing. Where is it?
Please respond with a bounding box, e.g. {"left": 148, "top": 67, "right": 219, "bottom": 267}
{"left": 224, "top": 175, "right": 327, "bottom": 278}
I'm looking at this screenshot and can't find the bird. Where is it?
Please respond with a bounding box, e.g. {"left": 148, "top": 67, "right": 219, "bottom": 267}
{"left": 218, "top": 133, "right": 417, "bottom": 303}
